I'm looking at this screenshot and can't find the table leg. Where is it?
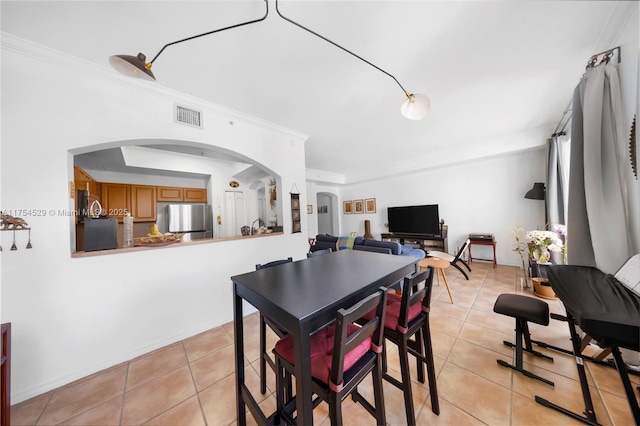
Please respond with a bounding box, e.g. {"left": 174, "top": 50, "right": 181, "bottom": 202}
{"left": 441, "top": 269, "right": 453, "bottom": 304}
{"left": 233, "top": 287, "right": 246, "bottom": 426}
{"left": 492, "top": 243, "right": 497, "bottom": 268}
{"left": 293, "top": 324, "right": 314, "bottom": 424}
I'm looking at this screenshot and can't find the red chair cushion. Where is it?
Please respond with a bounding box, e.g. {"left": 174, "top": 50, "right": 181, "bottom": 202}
{"left": 274, "top": 323, "right": 372, "bottom": 386}
{"left": 362, "top": 292, "right": 422, "bottom": 331}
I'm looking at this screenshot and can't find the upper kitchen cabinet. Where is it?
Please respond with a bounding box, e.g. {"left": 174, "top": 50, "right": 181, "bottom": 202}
{"left": 157, "top": 186, "right": 207, "bottom": 203}
{"left": 183, "top": 188, "right": 207, "bottom": 203}
{"left": 101, "top": 183, "right": 131, "bottom": 223}
{"left": 74, "top": 164, "right": 101, "bottom": 200}
{"left": 157, "top": 186, "right": 183, "bottom": 202}
{"left": 131, "top": 185, "right": 157, "bottom": 222}
{"left": 102, "top": 183, "right": 158, "bottom": 222}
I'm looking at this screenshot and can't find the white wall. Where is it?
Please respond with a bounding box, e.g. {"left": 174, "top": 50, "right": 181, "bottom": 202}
{"left": 306, "top": 149, "right": 546, "bottom": 266}
{"left": 1, "top": 35, "right": 309, "bottom": 403}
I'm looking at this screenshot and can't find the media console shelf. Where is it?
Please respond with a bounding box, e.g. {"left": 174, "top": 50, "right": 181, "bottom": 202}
{"left": 381, "top": 233, "right": 448, "bottom": 253}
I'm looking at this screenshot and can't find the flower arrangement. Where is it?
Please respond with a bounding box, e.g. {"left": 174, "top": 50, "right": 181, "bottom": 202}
{"left": 527, "top": 229, "right": 563, "bottom": 277}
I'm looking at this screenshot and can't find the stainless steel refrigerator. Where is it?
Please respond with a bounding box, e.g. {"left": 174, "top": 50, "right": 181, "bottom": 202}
{"left": 167, "top": 204, "right": 213, "bottom": 241}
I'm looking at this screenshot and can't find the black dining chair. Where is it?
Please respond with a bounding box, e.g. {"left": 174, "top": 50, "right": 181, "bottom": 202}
{"left": 361, "top": 267, "right": 439, "bottom": 424}
{"left": 255, "top": 257, "right": 293, "bottom": 394}
{"left": 273, "top": 287, "right": 388, "bottom": 425}
{"left": 306, "top": 248, "right": 333, "bottom": 257}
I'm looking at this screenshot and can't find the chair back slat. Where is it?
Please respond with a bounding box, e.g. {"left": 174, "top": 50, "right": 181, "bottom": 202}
{"left": 330, "top": 287, "right": 387, "bottom": 386}
{"left": 307, "top": 248, "right": 333, "bottom": 258}
{"left": 256, "top": 257, "right": 293, "bottom": 270}
{"left": 398, "top": 268, "right": 434, "bottom": 328}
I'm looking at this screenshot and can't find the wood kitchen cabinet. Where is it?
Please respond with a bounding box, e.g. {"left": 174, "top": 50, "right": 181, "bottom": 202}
{"left": 74, "top": 164, "right": 101, "bottom": 199}
{"left": 157, "top": 186, "right": 183, "bottom": 202}
{"left": 101, "top": 183, "right": 131, "bottom": 223}
{"left": 184, "top": 188, "right": 207, "bottom": 202}
{"left": 157, "top": 186, "right": 207, "bottom": 203}
{"left": 131, "top": 185, "right": 157, "bottom": 222}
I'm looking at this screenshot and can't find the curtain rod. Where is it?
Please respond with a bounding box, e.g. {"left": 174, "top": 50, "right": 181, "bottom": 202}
{"left": 552, "top": 100, "right": 573, "bottom": 137}
{"left": 551, "top": 46, "right": 622, "bottom": 137}
{"left": 586, "top": 46, "right": 620, "bottom": 68}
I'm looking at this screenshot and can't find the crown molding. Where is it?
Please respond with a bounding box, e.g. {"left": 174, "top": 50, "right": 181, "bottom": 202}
{"left": 1, "top": 32, "right": 309, "bottom": 142}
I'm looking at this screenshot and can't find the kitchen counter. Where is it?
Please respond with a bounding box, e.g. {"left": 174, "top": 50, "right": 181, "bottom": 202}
{"left": 71, "top": 232, "right": 284, "bottom": 258}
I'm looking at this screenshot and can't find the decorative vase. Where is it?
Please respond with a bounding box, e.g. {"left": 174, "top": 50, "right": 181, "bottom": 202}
{"left": 533, "top": 277, "right": 557, "bottom": 300}
{"left": 364, "top": 220, "right": 373, "bottom": 239}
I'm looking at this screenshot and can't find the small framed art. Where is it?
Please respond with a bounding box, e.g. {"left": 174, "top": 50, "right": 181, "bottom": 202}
{"left": 354, "top": 199, "right": 364, "bottom": 214}
{"left": 365, "top": 198, "right": 376, "bottom": 214}
{"left": 343, "top": 201, "right": 353, "bottom": 214}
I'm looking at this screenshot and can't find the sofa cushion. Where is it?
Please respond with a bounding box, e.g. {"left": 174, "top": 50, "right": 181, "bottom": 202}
{"left": 363, "top": 238, "right": 401, "bottom": 255}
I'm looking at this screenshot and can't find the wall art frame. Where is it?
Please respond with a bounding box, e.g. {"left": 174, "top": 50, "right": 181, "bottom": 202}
{"left": 354, "top": 199, "right": 364, "bottom": 214}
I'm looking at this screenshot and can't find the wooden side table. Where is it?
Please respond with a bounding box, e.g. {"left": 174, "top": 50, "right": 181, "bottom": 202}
{"left": 468, "top": 240, "right": 497, "bottom": 268}
{"left": 418, "top": 257, "right": 453, "bottom": 304}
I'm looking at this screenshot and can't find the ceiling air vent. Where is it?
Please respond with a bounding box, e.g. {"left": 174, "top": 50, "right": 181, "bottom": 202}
{"left": 174, "top": 105, "right": 202, "bottom": 129}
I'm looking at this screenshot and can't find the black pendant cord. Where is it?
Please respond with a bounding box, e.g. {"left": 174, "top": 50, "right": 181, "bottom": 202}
{"left": 274, "top": 0, "right": 410, "bottom": 97}
{"left": 148, "top": 0, "right": 269, "bottom": 65}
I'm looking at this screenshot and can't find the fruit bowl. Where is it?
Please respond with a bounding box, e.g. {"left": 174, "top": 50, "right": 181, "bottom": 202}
{"left": 134, "top": 233, "right": 184, "bottom": 246}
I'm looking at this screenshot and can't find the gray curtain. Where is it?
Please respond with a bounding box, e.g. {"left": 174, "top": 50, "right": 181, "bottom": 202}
{"left": 567, "top": 62, "right": 633, "bottom": 273}
{"left": 547, "top": 133, "right": 571, "bottom": 227}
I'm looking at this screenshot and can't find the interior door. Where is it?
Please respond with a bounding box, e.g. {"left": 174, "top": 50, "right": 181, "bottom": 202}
{"left": 224, "top": 191, "right": 245, "bottom": 236}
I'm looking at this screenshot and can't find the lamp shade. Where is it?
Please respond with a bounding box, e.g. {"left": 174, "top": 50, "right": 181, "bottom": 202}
{"left": 524, "top": 182, "right": 545, "bottom": 200}
{"left": 400, "top": 93, "right": 430, "bottom": 120}
{"left": 109, "top": 53, "right": 156, "bottom": 81}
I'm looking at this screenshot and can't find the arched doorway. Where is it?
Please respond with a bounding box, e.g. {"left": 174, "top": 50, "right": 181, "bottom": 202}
{"left": 316, "top": 192, "right": 338, "bottom": 236}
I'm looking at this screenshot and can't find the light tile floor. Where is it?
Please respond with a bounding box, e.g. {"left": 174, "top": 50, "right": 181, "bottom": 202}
{"left": 11, "top": 263, "right": 639, "bottom": 425}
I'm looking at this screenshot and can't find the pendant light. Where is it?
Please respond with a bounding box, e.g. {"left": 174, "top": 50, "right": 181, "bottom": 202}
{"left": 110, "top": 0, "right": 429, "bottom": 120}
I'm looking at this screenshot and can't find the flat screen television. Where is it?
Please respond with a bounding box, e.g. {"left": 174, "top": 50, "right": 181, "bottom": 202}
{"left": 387, "top": 204, "right": 440, "bottom": 236}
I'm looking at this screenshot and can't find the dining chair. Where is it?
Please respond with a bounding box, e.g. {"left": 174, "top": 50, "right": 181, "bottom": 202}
{"left": 427, "top": 238, "right": 472, "bottom": 280}
{"left": 361, "top": 267, "right": 439, "bottom": 424}
{"left": 306, "top": 248, "right": 333, "bottom": 257}
{"left": 255, "top": 257, "right": 293, "bottom": 394}
{"left": 273, "top": 287, "right": 388, "bottom": 425}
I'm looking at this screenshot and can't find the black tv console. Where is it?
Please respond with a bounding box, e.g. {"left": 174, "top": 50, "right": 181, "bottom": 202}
{"left": 381, "top": 233, "right": 448, "bottom": 253}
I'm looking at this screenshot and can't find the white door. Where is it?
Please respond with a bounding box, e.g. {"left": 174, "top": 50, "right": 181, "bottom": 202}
{"left": 224, "top": 191, "right": 245, "bottom": 236}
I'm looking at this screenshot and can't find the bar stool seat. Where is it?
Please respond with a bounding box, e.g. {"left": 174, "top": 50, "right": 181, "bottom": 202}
{"left": 493, "top": 294, "right": 554, "bottom": 386}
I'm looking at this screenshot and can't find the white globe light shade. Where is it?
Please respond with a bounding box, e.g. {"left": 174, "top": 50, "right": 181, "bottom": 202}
{"left": 400, "top": 94, "right": 430, "bottom": 120}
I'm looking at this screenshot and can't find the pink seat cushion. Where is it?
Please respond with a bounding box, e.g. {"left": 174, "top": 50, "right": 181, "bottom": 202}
{"left": 274, "top": 323, "right": 372, "bottom": 386}
{"left": 362, "top": 292, "right": 423, "bottom": 331}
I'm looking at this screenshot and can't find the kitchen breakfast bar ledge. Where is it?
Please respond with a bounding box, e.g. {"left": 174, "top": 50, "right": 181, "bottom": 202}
{"left": 71, "top": 232, "right": 283, "bottom": 258}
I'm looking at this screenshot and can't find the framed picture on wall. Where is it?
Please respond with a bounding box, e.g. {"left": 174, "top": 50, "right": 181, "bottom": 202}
{"left": 365, "top": 198, "right": 376, "bottom": 214}
{"left": 343, "top": 201, "right": 353, "bottom": 214}
{"left": 291, "top": 193, "right": 301, "bottom": 233}
{"left": 354, "top": 199, "right": 364, "bottom": 214}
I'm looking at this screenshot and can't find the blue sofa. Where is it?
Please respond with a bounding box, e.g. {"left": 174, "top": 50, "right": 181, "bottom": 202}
{"left": 311, "top": 234, "right": 425, "bottom": 260}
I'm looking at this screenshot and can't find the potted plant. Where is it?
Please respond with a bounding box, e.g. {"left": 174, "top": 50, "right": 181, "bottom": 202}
{"left": 526, "top": 229, "right": 563, "bottom": 299}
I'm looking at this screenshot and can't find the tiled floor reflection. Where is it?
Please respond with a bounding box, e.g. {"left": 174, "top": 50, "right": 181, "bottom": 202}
{"left": 11, "top": 263, "right": 639, "bottom": 425}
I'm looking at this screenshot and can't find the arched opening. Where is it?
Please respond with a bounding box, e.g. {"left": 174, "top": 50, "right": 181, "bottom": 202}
{"left": 71, "top": 140, "right": 282, "bottom": 250}
{"left": 316, "top": 192, "right": 339, "bottom": 236}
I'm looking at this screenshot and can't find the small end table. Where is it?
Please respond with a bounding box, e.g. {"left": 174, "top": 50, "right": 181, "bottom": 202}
{"left": 418, "top": 257, "right": 453, "bottom": 304}
{"left": 468, "top": 240, "right": 497, "bottom": 268}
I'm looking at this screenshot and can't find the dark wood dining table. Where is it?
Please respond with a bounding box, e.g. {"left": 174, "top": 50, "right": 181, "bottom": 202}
{"left": 231, "top": 249, "right": 418, "bottom": 425}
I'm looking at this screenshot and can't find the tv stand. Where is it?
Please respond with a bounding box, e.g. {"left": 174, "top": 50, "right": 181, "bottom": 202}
{"left": 381, "top": 233, "right": 448, "bottom": 253}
